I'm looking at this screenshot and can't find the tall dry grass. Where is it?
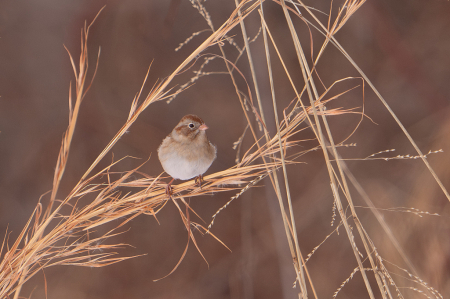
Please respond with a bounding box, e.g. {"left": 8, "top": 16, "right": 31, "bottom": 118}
{"left": 1, "top": 1, "right": 448, "bottom": 299}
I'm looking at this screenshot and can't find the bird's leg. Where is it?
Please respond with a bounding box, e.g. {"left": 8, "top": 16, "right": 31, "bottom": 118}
{"left": 194, "top": 174, "right": 203, "bottom": 188}
{"left": 166, "top": 178, "right": 175, "bottom": 196}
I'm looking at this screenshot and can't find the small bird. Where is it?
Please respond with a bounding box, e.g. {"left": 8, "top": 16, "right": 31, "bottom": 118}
{"left": 158, "top": 114, "right": 217, "bottom": 195}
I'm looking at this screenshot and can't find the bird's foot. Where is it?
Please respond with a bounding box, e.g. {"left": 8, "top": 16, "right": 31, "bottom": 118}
{"left": 165, "top": 178, "right": 175, "bottom": 196}
{"left": 165, "top": 184, "right": 173, "bottom": 196}
{"left": 194, "top": 174, "right": 203, "bottom": 188}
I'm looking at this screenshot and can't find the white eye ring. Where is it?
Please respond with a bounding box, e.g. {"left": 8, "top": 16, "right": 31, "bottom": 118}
{"left": 188, "top": 123, "right": 195, "bottom": 128}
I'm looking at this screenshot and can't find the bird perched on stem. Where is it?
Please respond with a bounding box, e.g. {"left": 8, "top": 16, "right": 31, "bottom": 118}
{"left": 158, "top": 114, "right": 217, "bottom": 195}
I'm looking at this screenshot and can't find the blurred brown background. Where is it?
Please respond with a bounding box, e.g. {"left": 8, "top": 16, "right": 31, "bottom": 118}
{"left": 0, "top": 0, "right": 449, "bottom": 298}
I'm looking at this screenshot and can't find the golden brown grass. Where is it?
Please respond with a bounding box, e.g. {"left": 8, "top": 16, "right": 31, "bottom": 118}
{"left": 1, "top": 1, "right": 447, "bottom": 299}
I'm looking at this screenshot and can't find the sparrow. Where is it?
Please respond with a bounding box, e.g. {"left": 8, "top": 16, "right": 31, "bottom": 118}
{"left": 158, "top": 114, "right": 217, "bottom": 195}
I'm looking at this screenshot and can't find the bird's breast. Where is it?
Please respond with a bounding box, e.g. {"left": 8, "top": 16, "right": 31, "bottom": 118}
{"left": 158, "top": 136, "right": 216, "bottom": 180}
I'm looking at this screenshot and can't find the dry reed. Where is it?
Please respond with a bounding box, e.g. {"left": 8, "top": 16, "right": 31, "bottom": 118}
{"left": 1, "top": 1, "right": 447, "bottom": 299}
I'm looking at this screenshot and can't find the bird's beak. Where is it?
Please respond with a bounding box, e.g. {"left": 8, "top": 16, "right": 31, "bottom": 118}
{"left": 198, "top": 124, "right": 209, "bottom": 131}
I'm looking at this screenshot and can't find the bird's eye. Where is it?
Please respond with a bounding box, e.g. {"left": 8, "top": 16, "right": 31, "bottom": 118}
{"left": 188, "top": 123, "right": 195, "bottom": 129}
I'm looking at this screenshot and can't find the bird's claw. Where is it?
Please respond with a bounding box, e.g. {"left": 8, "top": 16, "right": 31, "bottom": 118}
{"left": 195, "top": 174, "right": 203, "bottom": 188}
{"left": 165, "top": 184, "right": 173, "bottom": 196}
{"left": 165, "top": 178, "right": 175, "bottom": 197}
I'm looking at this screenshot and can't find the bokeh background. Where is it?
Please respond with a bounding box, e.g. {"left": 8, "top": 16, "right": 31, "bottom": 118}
{"left": 0, "top": 0, "right": 449, "bottom": 298}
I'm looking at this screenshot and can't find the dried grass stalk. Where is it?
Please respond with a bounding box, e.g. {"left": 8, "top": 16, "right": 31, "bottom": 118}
{"left": 0, "top": 2, "right": 344, "bottom": 298}
{"left": 2, "top": 1, "right": 446, "bottom": 298}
